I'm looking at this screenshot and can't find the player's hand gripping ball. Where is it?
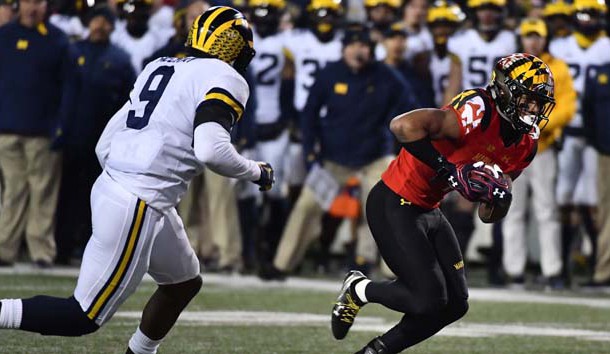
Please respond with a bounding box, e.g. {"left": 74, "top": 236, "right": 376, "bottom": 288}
{"left": 474, "top": 162, "right": 513, "bottom": 223}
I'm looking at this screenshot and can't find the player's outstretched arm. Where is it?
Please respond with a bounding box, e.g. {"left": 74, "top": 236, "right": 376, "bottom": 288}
{"left": 193, "top": 104, "right": 273, "bottom": 191}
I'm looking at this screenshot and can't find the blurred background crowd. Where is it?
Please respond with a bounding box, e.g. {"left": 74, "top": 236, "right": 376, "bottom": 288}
{"left": 1, "top": 0, "right": 610, "bottom": 292}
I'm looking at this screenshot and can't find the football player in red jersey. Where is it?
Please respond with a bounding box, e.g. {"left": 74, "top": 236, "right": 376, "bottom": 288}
{"left": 330, "top": 53, "right": 556, "bottom": 353}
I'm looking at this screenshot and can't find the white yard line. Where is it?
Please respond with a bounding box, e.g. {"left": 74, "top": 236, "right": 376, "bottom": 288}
{"left": 3, "top": 265, "right": 610, "bottom": 309}
{"left": 113, "top": 310, "right": 610, "bottom": 341}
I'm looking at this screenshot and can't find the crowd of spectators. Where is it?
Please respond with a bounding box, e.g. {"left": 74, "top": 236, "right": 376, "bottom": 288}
{"left": 1, "top": 0, "right": 609, "bottom": 292}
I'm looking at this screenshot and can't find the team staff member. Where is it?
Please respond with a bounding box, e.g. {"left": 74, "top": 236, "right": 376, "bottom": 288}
{"left": 0, "top": 0, "right": 17, "bottom": 27}
{"left": 54, "top": 5, "right": 137, "bottom": 265}
{"left": 331, "top": 53, "right": 555, "bottom": 353}
{"left": 263, "top": 25, "right": 415, "bottom": 279}
{"left": 0, "top": 0, "right": 79, "bottom": 267}
{"left": 502, "top": 18, "right": 576, "bottom": 289}
{"left": 583, "top": 63, "right": 610, "bottom": 287}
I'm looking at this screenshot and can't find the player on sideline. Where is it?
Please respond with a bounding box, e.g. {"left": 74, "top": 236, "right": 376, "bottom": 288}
{"left": 0, "top": 6, "right": 273, "bottom": 354}
{"left": 331, "top": 53, "right": 555, "bottom": 353}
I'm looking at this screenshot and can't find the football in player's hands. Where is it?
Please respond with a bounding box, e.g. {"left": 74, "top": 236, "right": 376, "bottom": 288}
{"left": 478, "top": 171, "right": 513, "bottom": 224}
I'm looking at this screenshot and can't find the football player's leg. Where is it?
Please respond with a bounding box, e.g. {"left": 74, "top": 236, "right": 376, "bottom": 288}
{"left": 0, "top": 174, "right": 159, "bottom": 336}
{"left": 531, "top": 149, "right": 562, "bottom": 279}
{"left": 128, "top": 207, "right": 201, "bottom": 354}
{"left": 362, "top": 211, "right": 468, "bottom": 353}
{"left": 556, "top": 136, "right": 584, "bottom": 277}
{"left": 502, "top": 165, "right": 530, "bottom": 280}
{"left": 361, "top": 182, "right": 450, "bottom": 315}
{"left": 272, "top": 185, "right": 324, "bottom": 273}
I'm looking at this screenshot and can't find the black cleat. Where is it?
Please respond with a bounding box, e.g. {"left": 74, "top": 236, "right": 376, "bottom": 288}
{"left": 355, "top": 337, "right": 389, "bottom": 354}
{"left": 331, "top": 270, "right": 367, "bottom": 340}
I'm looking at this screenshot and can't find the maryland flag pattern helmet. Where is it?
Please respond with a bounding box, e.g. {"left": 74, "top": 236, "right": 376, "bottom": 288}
{"left": 427, "top": 1, "right": 466, "bottom": 25}
{"left": 186, "top": 6, "right": 256, "bottom": 73}
{"left": 488, "top": 53, "right": 555, "bottom": 136}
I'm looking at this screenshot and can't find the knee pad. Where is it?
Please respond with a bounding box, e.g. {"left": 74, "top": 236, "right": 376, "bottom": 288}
{"left": 450, "top": 299, "right": 469, "bottom": 322}
{"left": 21, "top": 296, "right": 99, "bottom": 336}
{"left": 159, "top": 275, "right": 202, "bottom": 301}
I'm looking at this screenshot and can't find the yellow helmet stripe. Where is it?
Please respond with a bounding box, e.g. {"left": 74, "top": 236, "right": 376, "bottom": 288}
{"left": 190, "top": 14, "right": 202, "bottom": 46}
{"left": 197, "top": 7, "right": 231, "bottom": 49}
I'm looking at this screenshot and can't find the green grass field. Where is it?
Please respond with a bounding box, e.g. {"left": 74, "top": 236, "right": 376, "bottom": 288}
{"left": 1, "top": 272, "right": 610, "bottom": 353}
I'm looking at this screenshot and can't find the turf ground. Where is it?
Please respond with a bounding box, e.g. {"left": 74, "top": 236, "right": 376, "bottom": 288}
{"left": 1, "top": 268, "right": 610, "bottom": 353}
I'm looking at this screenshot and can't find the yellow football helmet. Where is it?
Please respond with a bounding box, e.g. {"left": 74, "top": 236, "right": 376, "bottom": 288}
{"left": 248, "top": 0, "right": 286, "bottom": 9}
{"left": 574, "top": 0, "right": 607, "bottom": 13}
{"left": 307, "top": 0, "right": 343, "bottom": 12}
{"left": 542, "top": 0, "right": 574, "bottom": 18}
{"left": 489, "top": 53, "right": 555, "bottom": 135}
{"left": 364, "top": 0, "right": 401, "bottom": 9}
{"left": 518, "top": 18, "right": 548, "bottom": 38}
{"left": 186, "top": 6, "right": 255, "bottom": 73}
{"left": 427, "top": 1, "right": 466, "bottom": 25}
{"left": 467, "top": 0, "right": 506, "bottom": 9}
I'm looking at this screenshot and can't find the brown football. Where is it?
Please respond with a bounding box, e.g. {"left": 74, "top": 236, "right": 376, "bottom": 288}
{"left": 478, "top": 174, "right": 512, "bottom": 224}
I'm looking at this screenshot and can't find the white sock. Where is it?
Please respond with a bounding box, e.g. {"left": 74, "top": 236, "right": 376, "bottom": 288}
{"left": 128, "top": 327, "right": 163, "bottom": 354}
{"left": 0, "top": 299, "right": 23, "bottom": 329}
{"left": 354, "top": 279, "right": 371, "bottom": 304}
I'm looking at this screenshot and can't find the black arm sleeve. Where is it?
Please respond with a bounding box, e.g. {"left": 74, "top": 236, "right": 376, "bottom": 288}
{"left": 401, "top": 138, "right": 453, "bottom": 175}
{"left": 194, "top": 101, "right": 235, "bottom": 133}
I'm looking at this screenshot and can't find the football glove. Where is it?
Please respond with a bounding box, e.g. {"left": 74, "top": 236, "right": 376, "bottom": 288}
{"left": 446, "top": 161, "right": 510, "bottom": 203}
{"left": 253, "top": 162, "right": 274, "bottom": 191}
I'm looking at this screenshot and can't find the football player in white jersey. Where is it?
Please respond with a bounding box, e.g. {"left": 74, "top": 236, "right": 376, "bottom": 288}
{"left": 448, "top": 0, "right": 516, "bottom": 90}
{"left": 248, "top": 0, "right": 291, "bottom": 263}
{"left": 0, "top": 7, "right": 274, "bottom": 354}
{"left": 364, "top": 0, "right": 401, "bottom": 43}
{"left": 282, "top": 0, "right": 343, "bottom": 200}
{"left": 111, "top": 0, "right": 166, "bottom": 73}
{"left": 426, "top": 0, "right": 464, "bottom": 107}
{"left": 549, "top": 0, "right": 610, "bottom": 276}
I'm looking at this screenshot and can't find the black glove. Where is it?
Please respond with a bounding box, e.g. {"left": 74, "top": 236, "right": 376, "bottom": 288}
{"left": 253, "top": 162, "right": 274, "bottom": 191}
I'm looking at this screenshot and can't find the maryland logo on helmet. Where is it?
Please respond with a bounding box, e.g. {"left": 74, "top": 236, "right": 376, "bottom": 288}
{"left": 427, "top": 1, "right": 466, "bottom": 25}
{"left": 186, "top": 6, "right": 256, "bottom": 73}
{"left": 490, "top": 53, "right": 555, "bottom": 135}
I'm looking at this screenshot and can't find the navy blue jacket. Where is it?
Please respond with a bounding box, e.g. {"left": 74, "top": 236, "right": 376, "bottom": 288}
{"left": 69, "top": 40, "right": 135, "bottom": 150}
{"left": 302, "top": 59, "right": 416, "bottom": 168}
{"left": 583, "top": 63, "right": 610, "bottom": 155}
{"left": 0, "top": 21, "right": 79, "bottom": 137}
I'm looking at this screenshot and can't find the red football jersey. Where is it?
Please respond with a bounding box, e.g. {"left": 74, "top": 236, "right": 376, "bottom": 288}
{"left": 382, "top": 89, "right": 537, "bottom": 209}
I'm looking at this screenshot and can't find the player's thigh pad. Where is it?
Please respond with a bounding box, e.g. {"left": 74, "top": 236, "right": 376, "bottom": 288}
{"left": 74, "top": 172, "right": 162, "bottom": 325}
{"left": 148, "top": 207, "right": 200, "bottom": 285}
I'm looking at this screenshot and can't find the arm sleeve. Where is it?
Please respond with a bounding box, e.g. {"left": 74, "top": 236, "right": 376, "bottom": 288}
{"left": 193, "top": 122, "right": 261, "bottom": 181}
{"left": 95, "top": 101, "right": 129, "bottom": 168}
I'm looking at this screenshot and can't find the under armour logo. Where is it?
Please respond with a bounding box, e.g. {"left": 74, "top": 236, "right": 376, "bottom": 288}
{"left": 400, "top": 198, "right": 411, "bottom": 206}
{"left": 448, "top": 176, "right": 458, "bottom": 188}
{"left": 493, "top": 188, "right": 505, "bottom": 199}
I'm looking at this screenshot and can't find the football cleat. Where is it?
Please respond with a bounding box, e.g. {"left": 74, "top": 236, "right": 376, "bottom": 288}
{"left": 331, "top": 270, "right": 367, "bottom": 340}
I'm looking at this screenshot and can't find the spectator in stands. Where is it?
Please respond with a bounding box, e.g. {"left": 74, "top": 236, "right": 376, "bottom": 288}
{"left": 582, "top": 62, "right": 610, "bottom": 288}
{"left": 502, "top": 18, "right": 576, "bottom": 290}
{"left": 111, "top": 0, "right": 165, "bottom": 73}
{"left": 0, "top": 0, "right": 17, "bottom": 27}
{"left": 55, "top": 4, "right": 136, "bottom": 265}
{"left": 0, "top": 0, "right": 79, "bottom": 267}
{"left": 260, "top": 25, "right": 414, "bottom": 279}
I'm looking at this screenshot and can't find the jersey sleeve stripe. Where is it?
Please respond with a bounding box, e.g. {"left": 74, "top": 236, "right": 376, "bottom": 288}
{"left": 85, "top": 199, "right": 148, "bottom": 321}
{"left": 204, "top": 88, "right": 245, "bottom": 121}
